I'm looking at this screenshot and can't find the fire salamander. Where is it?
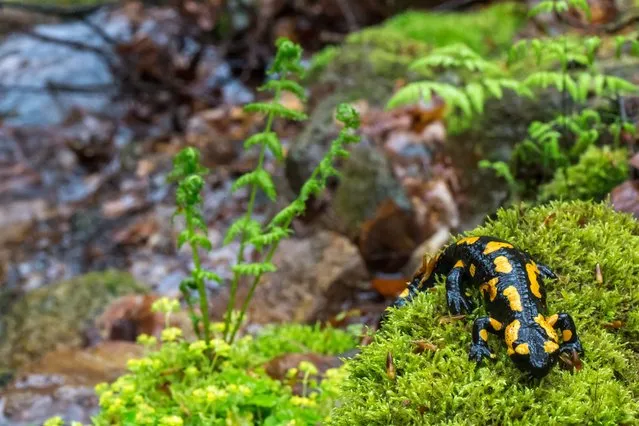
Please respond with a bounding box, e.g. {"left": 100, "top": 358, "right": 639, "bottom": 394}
{"left": 382, "top": 236, "right": 584, "bottom": 378}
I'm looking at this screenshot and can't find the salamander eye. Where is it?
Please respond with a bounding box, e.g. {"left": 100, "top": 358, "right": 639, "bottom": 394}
{"left": 514, "top": 343, "right": 530, "bottom": 355}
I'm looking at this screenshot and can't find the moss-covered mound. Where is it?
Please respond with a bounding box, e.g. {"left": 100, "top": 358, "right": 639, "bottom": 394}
{"left": 330, "top": 201, "right": 639, "bottom": 425}
{"left": 0, "top": 270, "right": 146, "bottom": 371}
{"left": 539, "top": 146, "right": 629, "bottom": 203}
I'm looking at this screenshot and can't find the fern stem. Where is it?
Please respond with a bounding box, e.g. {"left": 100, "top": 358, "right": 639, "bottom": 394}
{"left": 227, "top": 165, "right": 322, "bottom": 344}
{"left": 224, "top": 88, "right": 282, "bottom": 341}
{"left": 186, "top": 207, "right": 212, "bottom": 355}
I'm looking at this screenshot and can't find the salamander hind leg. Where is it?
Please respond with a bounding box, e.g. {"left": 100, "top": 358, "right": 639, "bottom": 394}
{"left": 469, "top": 316, "right": 501, "bottom": 363}
{"left": 445, "top": 266, "right": 474, "bottom": 315}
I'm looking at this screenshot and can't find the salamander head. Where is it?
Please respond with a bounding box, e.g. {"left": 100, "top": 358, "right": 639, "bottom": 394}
{"left": 506, "top": 320, "right": 560, "bottom": 379}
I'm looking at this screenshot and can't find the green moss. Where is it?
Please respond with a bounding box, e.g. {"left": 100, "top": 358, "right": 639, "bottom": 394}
{"left": 249, "top": 323, "right": 360, "bottom": 362}
{"left": 380, "top": 3, "right": 526, "bottom": 56}
{"left": 309, "top": 2, "right": 526, "bottom": 82}
{"left": 330, "top": 201, "right": 639, "bottom": 425}
{"left": 539, "top": 146, "right": 629, "bottom": 202}
{"left": 0, "top": 270, "right": 146, "bottom": 370}
{"left": 91, "top": 323, "right": 358, "bottom": 426}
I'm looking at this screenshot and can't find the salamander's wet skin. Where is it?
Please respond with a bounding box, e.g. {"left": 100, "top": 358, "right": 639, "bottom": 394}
{"left": 381, "top": 236, "right": 584, "bottom": 378}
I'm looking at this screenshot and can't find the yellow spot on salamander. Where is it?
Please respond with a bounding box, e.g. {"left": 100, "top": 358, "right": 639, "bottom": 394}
{"left": 469, "top": 264, "right": 476, "bottom": 277}
{"left": 535, "top": 314, "right": 559, "bottom": 342}
{"left": 507, "top": 347, "right": 515, "bottom": 356}
{"left": 562, "top": 329, "right": 573, "bottom": 342}
{"left": 479, "top": 278, "right": 499, "bottom": 302}
{"left": 515, "top": 343, "right": 530, "bottom": 355}
{"left": 479, "top": 329, "right": 488, "bottom": 341}
{"left": 503, "top": 286, "right": 523, "bottom": 312}
{"left": 483, "top": 241, "right": 514, "bottom": 255}
{"left": 544, "top": 341, "right": 559, "bottom": 353}
{"left": 494, "top": 256, "right": 513, "bottom": 274}
{"left": 505, "top": 320, "right": 521, "bottom": 351}
{"left": 546, "top": 314, "right": 558, "bottom": 326}
{"left": 526, "top": 262, "right": 543, "bottom": 299}
{"left": 453, "top": 260, "right": 464, "bottom": 268}
{"left": 489, "top": 317, "right": 503, "bottom": 331}
{"left": 457, "top": 236, "right": 480, "bottom": 245}
{"left": 399, "top": 288, "right": 410, "bottom": 298}
{"left": 417, "top": 253, "right": 440, "bottom": 288}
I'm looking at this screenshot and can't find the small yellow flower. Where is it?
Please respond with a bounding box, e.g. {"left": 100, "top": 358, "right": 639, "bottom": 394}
{"left": 98, "top": 390, "right": 114, "bottom": 406}
{"left": 159, "top": 415, "right": 184, "bottom": 426}
{"left": 210, "top": 338, "right": 231, "bottom": 356}
{"left": 298, "top": 361, "right": 318, "bottom": 376}
{"left": 161, "top": 327, "right": 183, "bottom": 342}
{"left": 205, "top": 386, "right": 229, "bottom": 402}
{"left": 290, "top": 396, "right": 317, "bottom": 407}
{"left": 210, "top": 322, "right": 225, "bottom": 333}
{"left": 239, "top": 385, "right": 251, "bottom": 396}
{"left": 185, "top": 366, "right": 198, "bottom": 377}
{"left": 136, "top": 334, "right": 158, "bottom": 347}
{"left": 188, "top": 340, "right": 207, "bottom": 354}
{"left": 94, "top": 382, "right": 109, "bottom": 395}
{"left": 151, "top": 297, "right": 181, "bottom": 314}
{"left": 286, "top": 367, "right": 299, "bottom": 379}
{"left": 43, "top": 417, "right": 64, "bottom": 426}
{"left": 193, "top": 388, "right": 205, "bottom": 400}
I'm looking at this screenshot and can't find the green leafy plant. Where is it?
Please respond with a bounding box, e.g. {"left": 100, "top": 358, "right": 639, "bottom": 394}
{"left": 480, "top": 0, "right": 637, "bottom": 201}
{"left": 166, "top": 37, "right": 361, "bottom": 353}
{"left": 167, "top": 148, "right": 220, "bottom": 354}
{"left": 387, "top": 43, "right": 532, "bottom": 133}
{"left": 87, "top": 319, "right": 358, "bottom": 426}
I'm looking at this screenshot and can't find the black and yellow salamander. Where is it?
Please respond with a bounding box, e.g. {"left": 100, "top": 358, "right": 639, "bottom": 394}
{"left": 381, "top": 236, "right": 584, "bottom": 378}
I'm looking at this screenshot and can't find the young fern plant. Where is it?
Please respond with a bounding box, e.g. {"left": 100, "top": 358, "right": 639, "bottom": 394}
{"left": 226, "top": 103, "right": 360, "bottom": 343}
{"left": 167, "top": 147, "right": 221, "bottom": 356}
{"left": 167, "top": 38, "right": 361, "bottom": 352}
{"left": 222, "top": 37, "right": 308, "bottom": 342}
{"left": 221, "top": 37, "right": 362, "bottom": 344}
{"left": 386, "top": 43, "right": 531, "bottom": 133}
{"left": 481, "top": 0, "right": 638, "bottom": 199}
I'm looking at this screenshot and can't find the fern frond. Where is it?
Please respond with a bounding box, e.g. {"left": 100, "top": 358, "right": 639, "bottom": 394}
{"left": 231, "top": 169, "right": 277, "bottom": 200}
{"left": 260, "top": 80, "right": 307, "bottom": 101}
{"left": 269, "top": 200, "right": 306, "bottom": 228}
{"left": 529, "top": 1, "right": 558, "bottom": 17}
{"left": 232, "top": 262, "right": 277, "bottom": 276}
{"left": 224, "top": 218, "right": 262, "bottom": 245}
{"left": 244, "top": 132, "right": 283, "bottom": 161}
{"left": 244, "top": 102, "right": 308, "bottom": 121}
{"left": 605, "top": 76, "right": 638, "bottom": 94}
{"left": 250, "top": 228, "right": 291, "bottom": 250}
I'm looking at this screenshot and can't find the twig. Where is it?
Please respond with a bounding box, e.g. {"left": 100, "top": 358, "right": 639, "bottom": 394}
{"left": 21, "top": 28, "right": 113, "bottom": 57}
{"left": 335, "top": 0, "right": 359, "bottom": 32}
{"left": 555, "top": 6, "right": 639, "bottom": 34}
{"left": 0, "top": 82, "right": 116, "bottom": 94}
{"left": 0, "top": 1, "right": 117, "bottom": 18}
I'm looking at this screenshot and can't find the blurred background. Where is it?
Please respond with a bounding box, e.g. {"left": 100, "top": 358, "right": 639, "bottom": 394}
{"left": 0, "top": 0, "right": 638, "bottom": 424}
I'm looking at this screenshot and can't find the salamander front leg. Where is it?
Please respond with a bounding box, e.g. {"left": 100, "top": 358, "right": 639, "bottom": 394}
{"left": 548, "top": 313, "right": 584, "bottom": 357}
{"left": 469, "top": 316, "right": 502, "bottom": 363}
{"left": 445, "top": 266, "right": 474, "bottom": 315}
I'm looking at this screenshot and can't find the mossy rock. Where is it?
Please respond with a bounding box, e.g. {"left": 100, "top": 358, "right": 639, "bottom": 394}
{"left": 309, "top": 2, "right": 526, "bottom": 84}
{"left": 330, "top": 201, "right": 639, "bottom": 425}
{"left": 0, "top": 270, "right": 146, "bottom": 371}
